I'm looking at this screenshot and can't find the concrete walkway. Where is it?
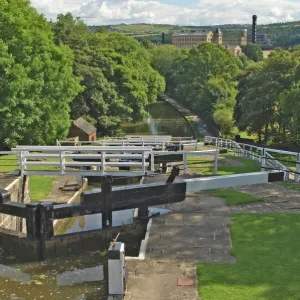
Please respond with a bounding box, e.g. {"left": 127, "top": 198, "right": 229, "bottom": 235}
{"left": 125, "top": 189, "right": 235, "bottom": 300}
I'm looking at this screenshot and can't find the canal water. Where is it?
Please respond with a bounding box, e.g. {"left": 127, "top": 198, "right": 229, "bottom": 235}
{"left": 121, "top": 101, "right": 194, "bottom": 137}
{"left": 0, "top": 250, "right": 107, "bottom": 300}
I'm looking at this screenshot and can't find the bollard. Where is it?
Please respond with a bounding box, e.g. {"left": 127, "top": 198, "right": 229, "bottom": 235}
{"left": 108, "top": 242, "right": 125, "bottom": 297}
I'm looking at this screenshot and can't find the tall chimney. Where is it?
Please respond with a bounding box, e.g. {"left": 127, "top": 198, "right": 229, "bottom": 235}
{"left": 252, "top": 15, "right": 257, "bottom": 44}
{"left": 162, "top": 32, "right": 165, "bottom": 44}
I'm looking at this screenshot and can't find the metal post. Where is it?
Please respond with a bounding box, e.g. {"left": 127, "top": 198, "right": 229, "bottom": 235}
{"left": 142, "top": 151, "right": 145, "bottom": 173}
{"left": 183, "top": 153, "right": 188, "bottom": 175}
{"left": 108, "top": 242, "right": 125, "bottom": 297}
{"left": 261, "top": 148, "right": 266, "bottom": 172}
{"left": 59, "top": 151, "right": 64, "bottom": 175}
{"left": 150, "top": 153, "right": 154, "bottom": 172}
{"left": 295, "top": 153, "right": 300, "bottom": 182}
{"left": 101, "top": 151, "right": 106, "bottom": 175}
{"left": 213, "top": 151, "right": 218, "bottom": 175}
{"left": 101, "top": 176, "right": 112, "bottom": 229}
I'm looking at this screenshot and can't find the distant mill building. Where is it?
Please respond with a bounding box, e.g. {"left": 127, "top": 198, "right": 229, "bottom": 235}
{"left": 172, "top": 28, "right": 248, "bottom": 55}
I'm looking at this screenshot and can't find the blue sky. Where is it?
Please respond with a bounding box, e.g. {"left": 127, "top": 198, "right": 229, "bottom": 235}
{"left": 31, "top": 0, "right": 300, "bottom": 26}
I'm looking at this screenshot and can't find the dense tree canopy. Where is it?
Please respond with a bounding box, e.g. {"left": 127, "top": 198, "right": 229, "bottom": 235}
{"left": 164, "top": 43, "right": 239, "bottom": 135}
{"left": 53, "top": 14, "right": 165, "bottom": 135}
{"left": 0, "top": 0, "right": 81, "bottom": 148}
{"left": 241, "top": 43, "right": 264, "bottom": 62}
{"left": 235, "top": 48, "right": 300, "bottom": 144}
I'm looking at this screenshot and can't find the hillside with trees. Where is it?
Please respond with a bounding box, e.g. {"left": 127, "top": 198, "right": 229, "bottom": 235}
{"left": 94, "top": 21, "right": 300, "bottom": 49}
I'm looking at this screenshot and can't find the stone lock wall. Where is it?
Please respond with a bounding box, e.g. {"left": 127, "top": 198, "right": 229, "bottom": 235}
{"left": 0, "top": 176, "right": 30, "bottom": 232}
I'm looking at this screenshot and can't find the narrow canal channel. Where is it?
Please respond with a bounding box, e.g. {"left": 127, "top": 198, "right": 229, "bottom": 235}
{"left": 0, "top": 100, "right": 189, "bottom": 299}
{"left": 122, "top": 100, "right": 194, "bottom": 137}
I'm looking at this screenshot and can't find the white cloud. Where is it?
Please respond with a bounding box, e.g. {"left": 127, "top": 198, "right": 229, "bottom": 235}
{"left": 30, "top": 0, "right": 300, "bottom": 25}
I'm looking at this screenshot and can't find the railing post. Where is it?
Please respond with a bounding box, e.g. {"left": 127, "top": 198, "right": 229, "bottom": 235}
{"left": 108, "top": 242, "right": 125, "bottom": 297}
{"left": 142, "top": 151, "right": 146, "bottom": 173}
{"left": 150, "top": 153, "right": 154, "bottom": 172}
{"left": 261, "top": 148, "right": 266, "bottom": 172}
{"left": 183, "top": 153, "right": 188, "bottom": 175}
{"left": 213, "top": 151, "right": 218, "bottom": 175}
{"left": 233, "top": 142, "right": 236, "bottom": 156}
{"left": 19, "top": 151, "right": 23, "bottom": 175}
{"left": 101, "top": 176, "right": 112, "bottom": 229}
{"left": 295, "top": 153, "right": 300, "bottom": 182}
{"left": 101, "top": 151, "right": 106, "bottom": 175}
{"left": 59, "top": 151, "right": 65, "bottom": 175}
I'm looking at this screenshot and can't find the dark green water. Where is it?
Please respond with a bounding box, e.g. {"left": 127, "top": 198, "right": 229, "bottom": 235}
{"left": 122, "top": 101, "right": 194, "bottom": 137}
{"left": 0, "top": 251, "right": 107, "bottom": 300}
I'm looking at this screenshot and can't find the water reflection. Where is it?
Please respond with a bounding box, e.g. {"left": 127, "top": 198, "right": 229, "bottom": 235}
{"left": 122, "top": 101, "right": 193, "bottom": 137}
{"left": 0, "top": 264, "right": 30, "bottom": 283}
{"left": 0, "top": 252, "right": 107, "bottom": 300}
{"left": 57, "top": 266, "right": 104, "bottom": 286}
{"left": 56, "top": 207, "right": 171, "bottom": 235}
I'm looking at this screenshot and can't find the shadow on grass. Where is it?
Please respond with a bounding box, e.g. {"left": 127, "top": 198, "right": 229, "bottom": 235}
{"left": 198, "top": 214, "right": 300, "bottom": 300}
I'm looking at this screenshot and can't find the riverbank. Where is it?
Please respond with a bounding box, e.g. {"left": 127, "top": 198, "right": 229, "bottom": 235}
{"left": 159, "top": 94, "right": 218, "bottom": 139}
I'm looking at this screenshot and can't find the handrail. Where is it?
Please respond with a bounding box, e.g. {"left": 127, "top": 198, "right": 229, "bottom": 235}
{"left": 204, "top": 136, "right": 295, "bottom": 182}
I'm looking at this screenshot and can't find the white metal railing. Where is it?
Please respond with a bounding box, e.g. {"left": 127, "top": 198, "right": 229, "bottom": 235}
{"left": 204, "top": 136, "right": 297, "bottom": 182}
{"left": 13, "top": 146, "right": 153, "bottom": 177}
{"left": 154, "top": 149, "right": 219, "bottom": 175}
{"left": 8, "top": 146, "right": 218, "bottom": 177}
{"left": 57, "top": 135, "right": 199, "bottom": 150}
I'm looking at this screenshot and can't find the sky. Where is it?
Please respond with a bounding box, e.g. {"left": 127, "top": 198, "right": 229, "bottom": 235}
{"left": 30, "top": 0, "right": 300, "bottom": 26}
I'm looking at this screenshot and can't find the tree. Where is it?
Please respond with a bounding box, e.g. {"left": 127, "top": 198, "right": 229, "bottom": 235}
{"left": 141, "top": 39, "right": 153, "bottom": 49}
{"left": 53, "top": 14, "right": 165, "bottom": 135}
{"left": 166, "top": 43, "right": 239, "bottom": 125}
{"left": 242, "top": 43, "right": 264, "bottom": 62}
{"left": 149, "top": 45, "right": 182, "bottom": 76}
{"left": 234, "top": 48, "right": 300, "bottom": 144}
{"left": 0, "top": 0, "right": 81, "bottom": 148}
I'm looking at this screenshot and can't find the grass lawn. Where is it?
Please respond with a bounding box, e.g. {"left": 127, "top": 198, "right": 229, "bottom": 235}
{"left": 187, "top": 155, "right": 261, "bottom": 175}
{"left": 0, "top": 154, "right": 19, "bottom": 172}
{"left": 271, "top": 153, "right": 297, "bottom": 171}
{"left": 212, "top": 189, "right": 262, "bottom": 206}
{"left": 198, "top": 214, "right": 300, "bottom": 300}
{"left": 0, "top": 154, "right": 56, "bottom": 201}
{"left": 29, "top": 176, "right": 55, "bottom": 201}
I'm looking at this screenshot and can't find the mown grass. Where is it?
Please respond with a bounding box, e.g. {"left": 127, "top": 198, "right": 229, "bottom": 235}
{"left": 198, "top": 214, "right": 300, "bottom": 300}
{"left": 29, "top": 176, "right": 55, "bottom": 201}
{"left": 0, "top": 154, "right": 56, "bottom": 201}
{"left": 187, "top": 155, "right": 261, "bottom": 175}
{"left": 271, "top": 153, "right": 297, "bottom": 170}
{"left": 212, "top": 189, "right": 262, "bottom": 206}
{"left": 0, "top": 154, "right": 19, "bottom": 172}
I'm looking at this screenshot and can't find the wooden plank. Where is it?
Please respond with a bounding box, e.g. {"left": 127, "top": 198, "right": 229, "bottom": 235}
{"left": 0, "top": 202, "right": 27, "bottom": 217}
